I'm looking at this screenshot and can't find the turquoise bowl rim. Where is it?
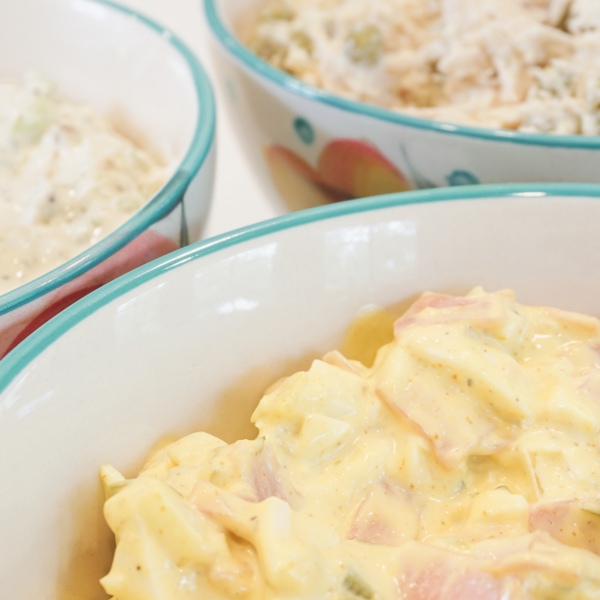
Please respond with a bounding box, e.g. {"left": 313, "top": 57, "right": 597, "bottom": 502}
{"left": 203, "top": 0, "right": 600, "bottom": 150}
{"left": 0, "top": 0, "right": 216, "bottom": 315}
{"left": 2, "top": 181, "right": 600, "bottom": 392}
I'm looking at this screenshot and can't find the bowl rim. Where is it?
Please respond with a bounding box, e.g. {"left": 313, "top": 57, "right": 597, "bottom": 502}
{"left": 2, "top": 181, "right": 600, "bottom": 392}
{"left": 203, "top": 0, "right": 600, "bottom": 151}
{"left": 0, "top": 0, "right": 216, "bottom": 316}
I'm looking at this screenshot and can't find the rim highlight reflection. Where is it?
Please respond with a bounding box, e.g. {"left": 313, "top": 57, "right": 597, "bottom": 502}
{"left": 2, "top": 182, "right": 600, "bottom": 391}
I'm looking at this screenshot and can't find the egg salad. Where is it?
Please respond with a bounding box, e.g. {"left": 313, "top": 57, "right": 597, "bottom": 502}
{"left": 0, "top": 72, "right": 167, "bottom": 295}
{"left": 100, "top": 288, "right": 600, "bottom": 599}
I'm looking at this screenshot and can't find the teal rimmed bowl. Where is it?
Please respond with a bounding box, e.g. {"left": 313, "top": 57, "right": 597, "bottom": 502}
{"left": 204, "top": 0, "right": 600, "bottom": 212}
{"left": 2, "top": 182, "right": 600, "bottom": 597}
{"left": 0, "top": 0, "right": 216, "bottom": 358}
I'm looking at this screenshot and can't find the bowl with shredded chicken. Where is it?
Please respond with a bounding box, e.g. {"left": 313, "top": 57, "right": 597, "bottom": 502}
{"left": 2, "top": 182, "right": 600, "bottom": 599}
{"left": 0, "top": 0, "right": 216, "bottom": 358}
{"left": 204, "top": 0, "right": 600, "bottom": 211}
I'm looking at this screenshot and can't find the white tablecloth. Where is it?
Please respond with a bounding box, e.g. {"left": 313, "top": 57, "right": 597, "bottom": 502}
{"left": 121, "top": 0, "right": 279, "bottom": 239}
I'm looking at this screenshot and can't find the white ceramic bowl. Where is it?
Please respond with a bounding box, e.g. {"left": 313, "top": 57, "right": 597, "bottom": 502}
{"left": 204, "top": 0, "right": 600, "bottom": 213}
{"left": 0, "top": 0, "right": 216, "bottom": 358}
{"left": 2, "top": 183, "right": 600, "bottom": 598}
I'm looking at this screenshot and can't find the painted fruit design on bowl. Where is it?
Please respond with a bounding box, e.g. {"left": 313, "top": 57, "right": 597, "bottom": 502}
{"left": 264, "top": 138, "right": 412, "bottom": 209}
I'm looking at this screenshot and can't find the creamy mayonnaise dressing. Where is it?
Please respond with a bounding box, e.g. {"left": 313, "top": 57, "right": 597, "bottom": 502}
{"left": 0, "top": 72, "right": 168, "bottom": 296}
{"left": 100, "top": 288, "right": 600, "bottom": 599}
{"left": 245, "top": 0, "right": 600, "bottom": 134}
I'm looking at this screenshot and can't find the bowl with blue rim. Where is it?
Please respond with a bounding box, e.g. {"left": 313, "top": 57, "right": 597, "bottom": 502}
{"left": 0, "top": 0, "right": 216, "bottom": 358}
{"left": 203, "top": 0, "right": 600, "bottom": 213}
{"left": 3, "top": 182, "right": 600, "bottom": 597}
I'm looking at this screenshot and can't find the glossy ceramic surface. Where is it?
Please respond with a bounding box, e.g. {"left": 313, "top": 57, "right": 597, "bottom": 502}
{"left": 0, "top": 0, "right": 216, "bottom": 357}
{"left": 204, "top": 0, "right": 600, "bottom": 213}
{"left": 2, "top": 183, "right": 600, "bottom": 598}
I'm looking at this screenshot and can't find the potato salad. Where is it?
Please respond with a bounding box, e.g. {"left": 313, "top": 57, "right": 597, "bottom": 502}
{"left": 101, "top": 288, "right": 600, "bottom": 599}
{"left": 0, "top": 72, "right": 167, "bottom": 295}
{"left": 246, "top": 0, "right": 600, "bottom": 134}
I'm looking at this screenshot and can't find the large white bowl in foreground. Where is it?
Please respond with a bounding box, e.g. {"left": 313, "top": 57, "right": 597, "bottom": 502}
{"left": 2, "top": 183, "right": 600, "bottom": 598}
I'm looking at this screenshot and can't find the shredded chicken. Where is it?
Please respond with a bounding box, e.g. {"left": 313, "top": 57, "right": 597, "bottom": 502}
{"left": 246, "top": 0, "right": 600, "bottom": 134}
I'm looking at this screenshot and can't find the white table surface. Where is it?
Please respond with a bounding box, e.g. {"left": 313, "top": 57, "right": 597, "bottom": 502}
{"left": 122, "top": 0, "right": 281, "bottom": 240}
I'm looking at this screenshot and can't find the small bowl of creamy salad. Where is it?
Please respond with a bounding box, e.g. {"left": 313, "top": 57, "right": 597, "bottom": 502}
{"left": 2, "top": 182, "right": 600, "bottom": 599}
{"left": 0, "top": 0, "right": 216, "bottom": 358}
{"left": 204, "top": 0, "right": 600, "bottom": 211}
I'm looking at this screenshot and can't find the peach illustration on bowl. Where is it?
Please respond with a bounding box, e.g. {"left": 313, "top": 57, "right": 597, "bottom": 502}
{"left": 264, "top": 138, "right": 412, "bottom": 210}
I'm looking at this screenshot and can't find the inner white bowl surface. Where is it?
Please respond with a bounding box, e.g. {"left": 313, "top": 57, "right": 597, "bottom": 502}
{"left": 0, "top": 0, "right": 198, "bottom": 162}
{"left": 2, "top": 184, "right": 600, "bottom": 598}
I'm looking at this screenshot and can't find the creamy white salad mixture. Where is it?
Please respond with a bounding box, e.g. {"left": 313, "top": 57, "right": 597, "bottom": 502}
{"left": 101, "top": 288, "right": 600, "bottom": 599}
{"left": 0, "top": 72, "right": 168, "bottom": 296}
{"left": 246, "top": 0, "right": 600, "bottom": 134}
